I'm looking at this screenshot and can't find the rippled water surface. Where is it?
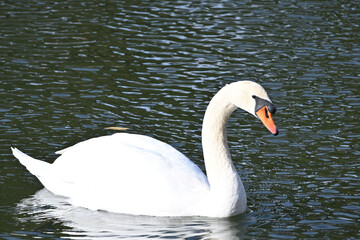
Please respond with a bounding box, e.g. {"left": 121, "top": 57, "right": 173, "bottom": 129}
{"left": 1, "top": 0, "right": 359, "bottom": 239}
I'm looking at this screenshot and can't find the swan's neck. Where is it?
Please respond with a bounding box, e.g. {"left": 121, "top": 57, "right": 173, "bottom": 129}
{"left": 202, "top": 85, "right": 246, "bottom": 215}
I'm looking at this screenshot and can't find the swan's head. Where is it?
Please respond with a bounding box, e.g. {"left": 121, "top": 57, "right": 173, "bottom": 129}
{"left": 229, "top": 81, "right": 278, "bottom": 135}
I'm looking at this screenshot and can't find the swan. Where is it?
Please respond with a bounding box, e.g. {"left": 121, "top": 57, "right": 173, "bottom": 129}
{"left": 12, "top": 81, "right": 278, "bottom": 218}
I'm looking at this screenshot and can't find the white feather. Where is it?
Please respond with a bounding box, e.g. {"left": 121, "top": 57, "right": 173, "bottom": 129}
{"left": 12, "top": 81, "right": 275, "bottom": 217}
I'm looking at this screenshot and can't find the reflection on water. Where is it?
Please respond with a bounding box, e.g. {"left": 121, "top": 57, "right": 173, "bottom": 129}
{"left": 16, "top": 189, "right": 246, "bottom": 239}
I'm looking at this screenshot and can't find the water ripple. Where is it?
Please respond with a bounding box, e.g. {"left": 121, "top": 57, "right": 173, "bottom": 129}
{"left": 1, "top": 0, "right": 359, "bottom": 239}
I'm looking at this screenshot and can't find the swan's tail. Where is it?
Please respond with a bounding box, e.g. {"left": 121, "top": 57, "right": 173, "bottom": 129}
{"left": 12, "top": 147, "right": 71, "bottom": 197}
{"left": 11, "top": 147, "right": 51, "bottom": 178}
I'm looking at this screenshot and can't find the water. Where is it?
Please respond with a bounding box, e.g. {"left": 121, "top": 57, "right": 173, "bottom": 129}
{"left": 1, "top": 0, "right": 359, "bottom": 239}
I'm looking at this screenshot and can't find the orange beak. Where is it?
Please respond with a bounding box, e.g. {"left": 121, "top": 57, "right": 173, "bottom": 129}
{"left": 256, "top": 106, "right": 278, "bottom": 135}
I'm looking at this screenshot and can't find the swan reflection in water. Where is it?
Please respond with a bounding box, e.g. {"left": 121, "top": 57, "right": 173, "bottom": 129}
{"left": 16, "top": 189, "right": 247, "bottom": 239}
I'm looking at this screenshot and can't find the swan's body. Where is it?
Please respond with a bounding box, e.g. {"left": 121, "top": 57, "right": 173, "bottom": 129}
{"left": 12, "top": 81, "right": 278, "bottom": 218}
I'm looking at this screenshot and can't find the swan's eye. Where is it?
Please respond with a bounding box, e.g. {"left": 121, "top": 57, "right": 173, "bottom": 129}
{"left": 252, "top": 95, "right": 256, "bottom": 99}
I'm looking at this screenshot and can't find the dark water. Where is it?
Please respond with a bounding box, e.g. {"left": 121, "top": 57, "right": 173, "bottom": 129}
{"left": 1, "top": 0, "right": 359, "bottom": 239}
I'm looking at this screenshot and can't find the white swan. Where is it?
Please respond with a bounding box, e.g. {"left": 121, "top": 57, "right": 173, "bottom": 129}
{"left": 12, "top": 81, "right": 278, "bottom": 218}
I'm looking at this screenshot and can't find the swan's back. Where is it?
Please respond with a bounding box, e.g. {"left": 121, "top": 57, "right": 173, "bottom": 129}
{"left": 15, "top": 133, "right": 210, "bottom": 216}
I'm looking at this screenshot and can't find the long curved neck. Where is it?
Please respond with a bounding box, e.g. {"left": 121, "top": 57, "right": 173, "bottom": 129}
{"left": 202, "top": 85, "right": 237, "bottom": 187}
{"left": 201, "top": 85, "right": 246, "bottom": 215}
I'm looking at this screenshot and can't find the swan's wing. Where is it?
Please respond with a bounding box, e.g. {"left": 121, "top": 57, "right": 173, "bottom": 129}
{"left": 49, "top": 133, "right": 210, "bottom": 215}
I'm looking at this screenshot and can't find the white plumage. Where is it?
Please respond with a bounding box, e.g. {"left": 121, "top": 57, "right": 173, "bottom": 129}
{"left": 12, "top": 81, "right": 278, "bottom": 218}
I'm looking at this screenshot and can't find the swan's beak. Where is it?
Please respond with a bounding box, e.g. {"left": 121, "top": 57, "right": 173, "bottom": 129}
{"left": 256, "top": 106, "right": 278, "bottom": 136}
